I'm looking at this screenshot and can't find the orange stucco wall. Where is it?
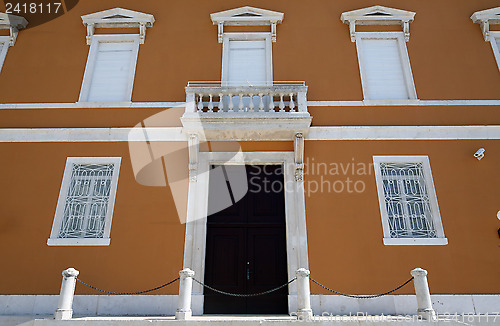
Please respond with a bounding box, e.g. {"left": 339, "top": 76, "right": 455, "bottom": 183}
{"left": 0, "top": 0, "right": 499, "bottom": 103}
{"left": 1, "top": 140, "right": 499, "bottom": 294}
{"left": 0, "top": 0, "right": 499, "bottom": 297}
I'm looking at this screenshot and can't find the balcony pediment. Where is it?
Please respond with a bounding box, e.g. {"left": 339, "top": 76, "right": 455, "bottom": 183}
{"left": 182, "top": 82, "right": 311, "bottom": 140}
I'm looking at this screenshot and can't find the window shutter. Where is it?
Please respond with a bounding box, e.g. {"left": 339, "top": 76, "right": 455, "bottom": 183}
{"left": 227, "top": 40, "right": 267, "bottom": 86}
{"left": 360, "top": 39, "right": 409, "bottom": 100}
{"left": 87, "top": 42, "right": 135, "bottom": 102}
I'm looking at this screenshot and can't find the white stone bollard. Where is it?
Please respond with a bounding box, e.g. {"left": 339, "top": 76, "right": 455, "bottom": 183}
{"left": 54, "top": 268, "right": 79, "bottom": 320}
{"left": 296, "top": 268, "right": 313, "bottom": 320}
{"left": 175, "top": 268, "right": 195, "bottom": 320}
{"left": 411, "top": 268, "right": 436, "bottom": 321}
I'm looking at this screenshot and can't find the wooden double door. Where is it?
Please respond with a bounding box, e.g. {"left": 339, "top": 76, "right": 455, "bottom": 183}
{"left": 204, "top": 165, "right": 288, "bottom": 314}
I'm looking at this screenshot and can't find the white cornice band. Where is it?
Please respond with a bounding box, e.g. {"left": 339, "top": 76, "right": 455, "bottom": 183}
{"left": 1, "top": 126, "right": 500, "bottom": 142}
{"left": 1, "top": 100, "right": 500, "bottom": 109}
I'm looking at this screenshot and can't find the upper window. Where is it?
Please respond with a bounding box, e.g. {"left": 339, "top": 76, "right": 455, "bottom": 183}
{"left": 222, "top": 33, "right": 272, "bottom": 86}
{"left": 355, "top": 32, "right": 417, "bottom": 100}
{"left": 373, "top": 156, "right": 447, "bottom": 245}
{"left": 471, "top": 7, "right": 500, "bottom": 72}
{"left": 211, "top": 6, "right": 283, "bottom": 86}
{"left": 48, "top": 157, "right": 121, "bottom": 246}
{"left": 78, "top": 8, "right": 154, "bottom": 102}
{"left": 341, "top": 6, "right": 418, "bottom": 101}
{"left": 0, "top": 13, "right": 28, "bottom": 73}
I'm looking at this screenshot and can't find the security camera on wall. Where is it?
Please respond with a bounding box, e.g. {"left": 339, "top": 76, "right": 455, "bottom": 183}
{"left": 474, "top": 148, "right": 485, "bottom": 160}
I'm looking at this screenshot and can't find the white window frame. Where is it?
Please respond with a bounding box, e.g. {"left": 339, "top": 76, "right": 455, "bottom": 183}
{"left": 47, "top": 157, "right": 121, "bottom": 246}
{"left": 488, "top": 31, "right": 500, "bottom": 72}
{"left": 78, "top": 34, "right": 140, "bottom": 102}
{"left": 221, "top": 32, "right": 273, "bottom": 86}
{"left": 355, "top": 32, "right": 418, "bottom": 102}
{"left": 373, "top": 155, "right": 447, "bottom": 245}
{"left": 0, "top": 37, "right": 10, "bottom": 73}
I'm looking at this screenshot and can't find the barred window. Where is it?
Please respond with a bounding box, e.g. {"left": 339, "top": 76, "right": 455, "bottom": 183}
{"left": 48, "top": 158, "right": 121, "bottom": 246}
{"left": 373, "top": 156, "right": 447, "bottom": 245}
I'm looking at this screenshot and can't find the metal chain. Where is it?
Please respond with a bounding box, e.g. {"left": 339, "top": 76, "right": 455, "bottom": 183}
{"left": 193, "top": 277, "right": 296, "bottom": 297}
{"left": 309, "top": 276, "right": 414, "bottom": 299}
{"left": 76, "top": 277, "right": 180, "bottom": 295}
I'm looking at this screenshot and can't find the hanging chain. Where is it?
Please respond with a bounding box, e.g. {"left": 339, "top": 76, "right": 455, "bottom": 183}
{"left": 193, "top": 277, "right": 296, "bottom": 297}
{"left": 309, "top": 276, "right": 414, "bottom": 299}
{"left": 76, "top": 277, "right": 180, "bottom": 295}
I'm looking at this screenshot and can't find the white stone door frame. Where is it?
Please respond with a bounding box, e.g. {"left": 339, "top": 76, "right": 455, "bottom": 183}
{"left": 182, "top": 151, "right": 309, "bottom": 301}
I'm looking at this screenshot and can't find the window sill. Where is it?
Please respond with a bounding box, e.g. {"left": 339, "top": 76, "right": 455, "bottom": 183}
{"left": 383, "top": 238, "right": 448, "bottom": 245}
{"left": 363, "top": 99, "right": 420, "bottom": 106}
{"left": 47, "top": 238, "right": 111, "bottom": 246}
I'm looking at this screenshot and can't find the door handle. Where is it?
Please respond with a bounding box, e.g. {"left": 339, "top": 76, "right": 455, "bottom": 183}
{"left": 246, "top": 261, "right": 251, "bottom": 280}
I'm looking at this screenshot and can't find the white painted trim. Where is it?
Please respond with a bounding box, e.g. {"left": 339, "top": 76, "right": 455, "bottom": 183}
{"left": 48, "top": 157, "right": 121, "bottom": 246}
{"left": 78, "top": 34, "right": 140, "bottom": 103}
{"left": 4, "top": 126, "right": 500, "bottom": 142}
{"left": 1, "top": 99, "right": 500, "bottom": 109}
{"left": 372, "top": 155, "right": 447, "bottom": 245}
{"left": 221, "top": 33, "right": 273, "bottom": 86}
{"left": 183, "top": 152, "right": 309, "bottom": 306}
{"left": 308, "top": 100, "right": 500, "bottom": 106}
{"left": 0, "top": 37, "right": 11, "bottom": 73}
{"left": 355, "top": 32, "right": 417, "bottom": 101}
{"left": 488, "top": 32, "right": 500, "bottom": 72}
{"left": 307, "top": 126, "right": 500, "bottom": 140}
{"left": 383, "top": 238, "right": 448, "bottom": 245}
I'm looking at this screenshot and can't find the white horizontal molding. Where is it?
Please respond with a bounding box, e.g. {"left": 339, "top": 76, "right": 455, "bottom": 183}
{"left": 2, "top": 126, "right": 500, "bottom": 142}
{"left": 307, "top": 126, "right": 500, "bottom": 140}
{"left": 1, "top": 100, "right": 500, "bottom": 110}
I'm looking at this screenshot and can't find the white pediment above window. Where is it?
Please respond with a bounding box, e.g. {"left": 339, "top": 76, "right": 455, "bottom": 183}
{"left": 211, "top": 6, "right": 284, "bottom": 42}
{"left": 0, "top": 13, "right": 28, "bottom": 45}
{"left": 81, "top": 8, "right": 155, "bottom": 44}
{"left": 471, "top": 7, "right": 500, "bottom": 41}
{"left": 340, "top": 5, "right": 416, "bottom": 42}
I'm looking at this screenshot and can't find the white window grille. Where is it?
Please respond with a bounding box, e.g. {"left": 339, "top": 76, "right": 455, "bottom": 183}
{"left": 355, "top": 32, "right": 417, "bottom": 101}
{"left": 373, "top": 156, "right": 447, "bottom": 245}
{"left": 48, "top": 157, "right": 121, "bottom": 246}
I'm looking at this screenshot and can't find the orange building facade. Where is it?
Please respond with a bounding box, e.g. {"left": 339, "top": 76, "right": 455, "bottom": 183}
{"left": 0, "top": 0, "right": 500, "bottom": 318}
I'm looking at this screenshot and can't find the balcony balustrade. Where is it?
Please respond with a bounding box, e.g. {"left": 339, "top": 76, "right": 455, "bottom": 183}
{"left": 185, "top": 81, "right": 308, "bottom": 114}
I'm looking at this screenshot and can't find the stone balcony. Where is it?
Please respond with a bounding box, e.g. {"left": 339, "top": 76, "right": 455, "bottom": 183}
{"left": 181, "top": 81, "right": 311, "bottom": 140}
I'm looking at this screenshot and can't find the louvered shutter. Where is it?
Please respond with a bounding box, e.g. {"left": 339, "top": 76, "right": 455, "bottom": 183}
{"left": 360, "top": 38, "right": 410, "bottom": 100}
{"left": 87, "top": 42, "right": 136, "bottom": 102}
{"left": 227, "top": 40, "right": 267, "bottom": 86}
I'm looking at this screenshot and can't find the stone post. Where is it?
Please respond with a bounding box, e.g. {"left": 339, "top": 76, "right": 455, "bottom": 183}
{"left": 175, "top": 268, "right": 195, "bottom": 320}
{"left": 296, "top": 268, "right": 313, "bottom": 320}
{"left": 54, "top": 268, "right": 79, "bottom": 320}
{"left": 411, "top": 268, "right": 436, "bottom": 320}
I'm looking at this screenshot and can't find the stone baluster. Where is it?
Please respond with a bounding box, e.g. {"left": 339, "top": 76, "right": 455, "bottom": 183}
{"left": 279, "top": 94, "right": 285, "bottom": 112}
{"left": 249, "top": 94, "right": 255, "bottom": 112}
{"left": 208, "top": 94, "right": 214, "bottom": 112}
{"left": 218, "top": 93, "right": 224, "bottom": 112}
{"left": 289, "top": 93, "right": 296, "bottom": 112}
{"left": 228, "top": 94, "right": 234, "bottom": 112}
{"left": 268, "top": 93, "right": 275, "bottom": 112}
{"left": 258, "top": 94, "right": 265, "bottom": 112}
{"left": 238, "top": 93, "right": 244, "bottom": 112}
{"left": 197, "top": 94, "right": 203, "bottom": 112}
